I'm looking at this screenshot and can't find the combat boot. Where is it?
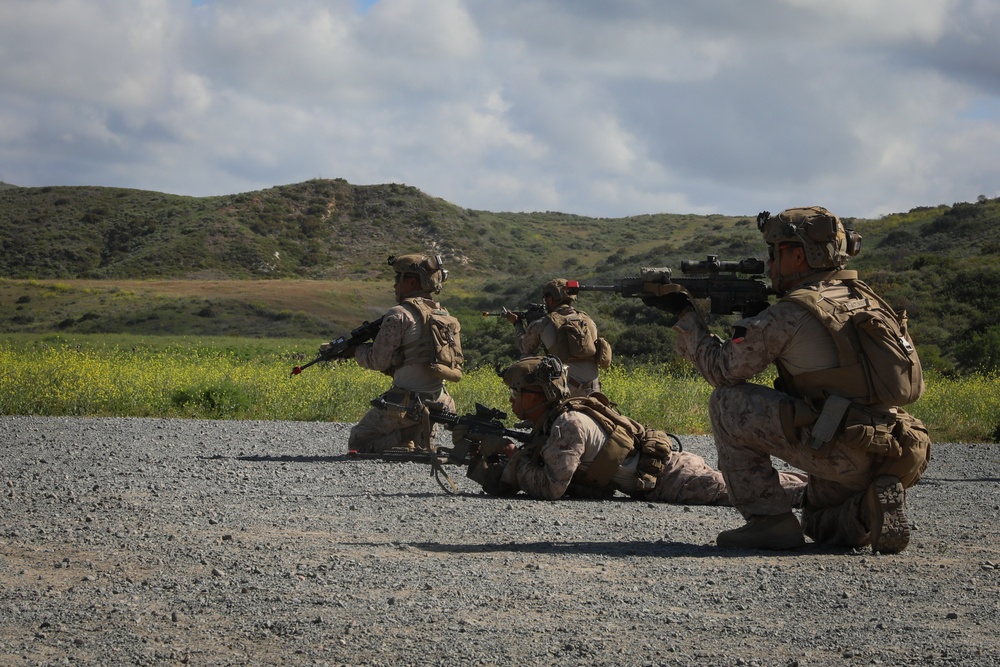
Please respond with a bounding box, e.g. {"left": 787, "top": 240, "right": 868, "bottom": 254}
{"left": 716, "top": 512, "right": 805, "bottom": 550}
{"left": 864, "top": 475, "right": 910, "bottom": 554}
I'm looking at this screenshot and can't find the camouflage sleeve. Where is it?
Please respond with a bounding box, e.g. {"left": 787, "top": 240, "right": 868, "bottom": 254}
{"left": 514, "top": 315, "right": 547, "bottom": 356}
{"left": 354, "top": 305, "right": 410, "bottom": 373}
{"left": 509, "top": 413, "right": 589, "bottom": 500}
{"left": 671, "top": 302, "right": 810, "bottom": 388}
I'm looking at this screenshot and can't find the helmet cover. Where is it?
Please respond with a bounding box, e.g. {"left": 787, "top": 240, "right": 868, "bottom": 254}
{"left": 500, "top": 355, "right": 569, "bottom": 403}
{"left": 757, "top": 206, "right": 861, "bottom": 269}
{"left": 388, "top": 253, "right": 448, "bottom": 293}
{"left": 542, "top": 278, "right": 577, "bottom": 306}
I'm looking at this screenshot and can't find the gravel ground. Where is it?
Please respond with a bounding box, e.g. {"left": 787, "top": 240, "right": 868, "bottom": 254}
{"left": 1, "top": 415, "right": 999, "bottom": 667}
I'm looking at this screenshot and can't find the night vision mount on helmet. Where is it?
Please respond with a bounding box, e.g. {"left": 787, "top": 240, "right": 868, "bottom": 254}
{"left": 500, "top": 355, "right": 570, "bottom": 403}
{"left": 757, "top": 206, "right": 862, "bottom": 270}
{"left": 388, "top": 253, "right": 449, "bottom": 294}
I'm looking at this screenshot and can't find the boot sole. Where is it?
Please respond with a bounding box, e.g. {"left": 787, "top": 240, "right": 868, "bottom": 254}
{"left": 870, "top": 475, "right": 910, "bottom": 554}
{"left": 716, "top": 533, "right": 805, "bottom": 550}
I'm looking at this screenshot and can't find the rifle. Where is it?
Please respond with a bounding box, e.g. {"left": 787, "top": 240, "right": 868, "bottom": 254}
{"left": 369, "top": 397, "right": 532, "bottom": 494}
{"left": 290, "top": 316, "right": 384, "bottom": 376}
{"left": 569, "top": 255, "right": 774, "bottom": 317}
{"left": 482, "top": 302, "right": 548, "bottom": 324}
{"left": 370, "top": 397, "right": 531, "bottom": 464}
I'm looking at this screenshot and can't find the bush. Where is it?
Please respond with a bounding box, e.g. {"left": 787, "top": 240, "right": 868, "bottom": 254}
{"left": 171, "top": 379, "right": 253, "bottom": 417}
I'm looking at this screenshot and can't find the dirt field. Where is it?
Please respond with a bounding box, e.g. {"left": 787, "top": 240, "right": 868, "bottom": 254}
{"left": 1, "top": 416, "right": 998, "bottom": 666}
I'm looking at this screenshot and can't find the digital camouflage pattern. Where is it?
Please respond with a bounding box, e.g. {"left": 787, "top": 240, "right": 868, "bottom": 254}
{"left": 673, "top": 276, "right": 927, "bottom": 549}
{"left": 349, "top": 299, "right": 456, "bottom": 453}
{"left": 500, "top": 409, "right": 806, "bottom": 506}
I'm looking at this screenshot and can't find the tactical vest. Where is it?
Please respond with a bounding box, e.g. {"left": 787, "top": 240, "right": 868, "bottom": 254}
{"left": 539, "top": 394, "right": 674, "bottom": 493}
{"left": 775, "top": 271, "right": 924, "bottom": 409}
{"left": 398, "top": 298, "right": 464, "bottom": 382}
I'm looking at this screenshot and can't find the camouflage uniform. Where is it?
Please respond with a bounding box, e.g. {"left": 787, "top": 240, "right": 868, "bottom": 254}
{"left": 673, "top": 284, "right": 908, "bottom": 547}
{"left": 514, "top": 305, "right": 601, "bottom": 397}
{"left": 500, "top": 404, "right": 807, "bottom": 505}
{"left": 349, "top": 300, "right": 457, "bottom": 453}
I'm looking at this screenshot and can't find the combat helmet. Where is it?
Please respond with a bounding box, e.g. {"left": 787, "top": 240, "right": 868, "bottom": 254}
{"left": 388, "top": 253, "right": 448, "bottom": 294}
{"left": 500, "top": 355, "right": 569, "bottom": 403}
{"left": 542, "top": 278, "right": 577, "bottom": 306}
{"left": 757, "top": 206, "right": 862, "bottom": 269}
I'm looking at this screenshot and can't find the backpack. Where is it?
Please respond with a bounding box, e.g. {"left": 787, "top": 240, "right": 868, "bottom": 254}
{"left": 547, "top": 309, "right": 599, "bottom": 361}
{"left": 402, "top": 298, "right": 464, "bottom": 382}
{"left": 782, "top": 275, "right": 924, "bottom": 407}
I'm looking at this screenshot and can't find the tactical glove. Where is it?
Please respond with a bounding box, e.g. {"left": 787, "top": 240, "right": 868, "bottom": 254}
{"left": 641, "top": 290, "right": 694, "bottom": 316}
{"left": 451, "top": 426, "right": 510, "bottom": 457}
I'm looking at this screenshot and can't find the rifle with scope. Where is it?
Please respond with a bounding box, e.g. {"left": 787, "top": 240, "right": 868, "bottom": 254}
{"left": 290, "top": 316, "right": 384, "bottom": 376}
{"left": 569, "top": 255, "right": 774, "bottom": 317}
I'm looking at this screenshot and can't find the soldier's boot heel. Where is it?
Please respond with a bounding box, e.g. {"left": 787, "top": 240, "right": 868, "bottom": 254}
{"left": 866, "top": 475, "right": 910, "bottom": 554}
{"left": 716, "top": 512, "right": 805, "bottom": 550}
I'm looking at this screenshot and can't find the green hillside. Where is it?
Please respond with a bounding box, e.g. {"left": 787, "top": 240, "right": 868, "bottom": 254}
{"left": 2, "top": 180, "right": 1000, "bottom": 374}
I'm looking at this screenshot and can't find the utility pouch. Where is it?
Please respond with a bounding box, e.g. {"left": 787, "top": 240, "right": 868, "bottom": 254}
{"left": 635, "top": 428, "right": 675, "bottom": 491}
{"left": 809, "top": 394, "right": 852, "bottom": 450}
{"left": 840, "top": 422, "right": 900, "bottom": 458}
{"left": 595, "top": 337, "right": 613, "bottom": 370}
{"left": 878, "top": 410, "right": 932, "bottom": 488}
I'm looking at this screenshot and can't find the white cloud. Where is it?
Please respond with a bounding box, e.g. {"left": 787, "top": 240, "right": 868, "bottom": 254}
{"left": 1, "top": 0, "right": 998, "bottom": 217}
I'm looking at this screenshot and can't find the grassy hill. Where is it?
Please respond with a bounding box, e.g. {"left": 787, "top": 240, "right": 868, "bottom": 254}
{"left": 3, "top": 180, "right": 1000, "bottom": 373}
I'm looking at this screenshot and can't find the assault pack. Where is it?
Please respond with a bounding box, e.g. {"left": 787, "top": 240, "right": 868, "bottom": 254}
{"left": 401, "top": 298, "right": 464, "bottom": 382}
{"left": 779, "top": 271, "right": 924, "bottom": 408}
{"left": 546, "top": 309, "right": 613, "bottom": 369}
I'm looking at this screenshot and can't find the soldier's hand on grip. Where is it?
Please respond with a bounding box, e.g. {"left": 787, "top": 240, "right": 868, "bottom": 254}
{"left": 642, "top": 290, "right": 694, "bottom": 316}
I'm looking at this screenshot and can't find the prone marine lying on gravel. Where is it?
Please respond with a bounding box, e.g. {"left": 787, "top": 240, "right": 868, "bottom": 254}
{"left": 453, "top": 355, "right": 806, "bottom": 507}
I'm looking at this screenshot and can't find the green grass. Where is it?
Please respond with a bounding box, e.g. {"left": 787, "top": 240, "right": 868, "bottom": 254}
{"left": 0, "top": 334, "right": 993, "bottom": 442}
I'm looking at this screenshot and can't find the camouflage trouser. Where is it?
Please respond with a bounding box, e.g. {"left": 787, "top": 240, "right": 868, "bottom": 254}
{"left": 709, "top": 383, "right": 877, "bottom": 548}
{"left": 348, "top": 387, "right": 456, "bottom": 454}
{"left": 647, "top": 450, "right": 807, "bottom": 508}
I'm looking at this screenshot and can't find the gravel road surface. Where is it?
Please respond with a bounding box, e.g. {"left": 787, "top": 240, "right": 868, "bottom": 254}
{"left": 1, "top": 416, "right": 999, "bottom": 666}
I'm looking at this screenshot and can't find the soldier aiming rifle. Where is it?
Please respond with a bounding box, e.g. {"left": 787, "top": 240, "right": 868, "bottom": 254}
{"left": 370, "top": 396, "right": 531, "bottom": 494}
{"left": 569, "top": 255, "right": 774, "bottom": 317}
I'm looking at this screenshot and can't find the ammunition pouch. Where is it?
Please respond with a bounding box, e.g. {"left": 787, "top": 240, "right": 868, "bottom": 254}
{"left": 635, "top": 429, "right": 675, "bottom": 492}
{"left": 878, "top": 409, "right": 932, "bottom": 488}
{"left": 782, "top": 394, "right": 931, "bottom": 489}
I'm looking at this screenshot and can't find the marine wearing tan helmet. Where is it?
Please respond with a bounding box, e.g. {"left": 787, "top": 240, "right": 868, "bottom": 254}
{"left": 501, "top": 355, "right": 570, "bottom": 403}
{"left": 541, "top": 279, "right": 577, "bottom": 308}
{"left": 388, "top": 253, "right": 448, "bottom": 301}
{"left": 757, "top": 206, "right": 862, "bottom": 270}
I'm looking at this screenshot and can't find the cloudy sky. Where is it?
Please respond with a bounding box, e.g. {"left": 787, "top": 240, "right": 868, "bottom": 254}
{"left": 1, "top": 0, "right": 998, "bottom": 219}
